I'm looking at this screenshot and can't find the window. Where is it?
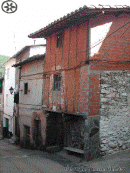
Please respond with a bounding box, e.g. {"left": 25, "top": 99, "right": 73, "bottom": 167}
{"left": 53, "top": 74, "right": 61, "bottom": 91}
{"left": 57, "top": 33, "right": 63, "bottom": 47}
{"left": 24, "top": 83, "right": 28, "bottom": 94}
{"left": 0, "top": 80, "right": 2, "bottom": 93}
{"left": 14, "top": 92, "right": 19, "bottom": 104}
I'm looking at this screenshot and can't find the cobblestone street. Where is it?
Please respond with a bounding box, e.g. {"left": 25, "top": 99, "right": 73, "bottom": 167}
{"left": 0, "top": 139, "right": 68, "bottom": 173}
{"left": 0, "top": 139, "right": 130, "bottom": 173}
{"left": 0, "top": 139, "right": 94, "bottom": 173}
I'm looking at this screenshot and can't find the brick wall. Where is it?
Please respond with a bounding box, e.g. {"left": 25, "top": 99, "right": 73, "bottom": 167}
{"left": 89, "top": 73, "right": 100, "bottom": 116}
{"left": 90, "top": 13, "right": 130, "bottom": 62}
{"left": 43, "top": 12, "right": 130, "bottom": 159}
{"left": 44, "top": 23, "right": 88, "bottom": 113}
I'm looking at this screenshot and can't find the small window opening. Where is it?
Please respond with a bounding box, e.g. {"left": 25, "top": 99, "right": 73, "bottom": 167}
{"left": 53, "top": 74, "right": 61, "bottom": 91}
{"left": 24, "top": 83, "right": 28, "bottom": 94}
{"left": 0, "top": 80, "right": 2, "bottom": 93}
{"left": 57, "top": 33, "right": 63, "bottom": 47}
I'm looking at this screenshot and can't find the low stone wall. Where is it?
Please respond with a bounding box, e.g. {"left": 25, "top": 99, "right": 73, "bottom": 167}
{"left": 100, "top": 71, "right": 130, "bottom": 155}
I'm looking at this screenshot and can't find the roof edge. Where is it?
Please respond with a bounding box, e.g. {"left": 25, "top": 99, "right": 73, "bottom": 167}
{"left": 12, "top": 53, "right": 45, "bottom": 67}
{"left": 12, "top": 44, "right": 46, "bottom": 59}
{"left": 28, "top": 5, "right": 130, "bottom": 38}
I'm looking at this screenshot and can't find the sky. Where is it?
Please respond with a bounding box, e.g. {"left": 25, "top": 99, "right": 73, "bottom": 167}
{"left": 0, "top": 0, "right": 130, "bottom": 57}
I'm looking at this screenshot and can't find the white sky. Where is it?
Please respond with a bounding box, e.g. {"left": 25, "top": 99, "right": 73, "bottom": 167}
{"left": 0, "top": 0, "right": 130, "bottom": 57}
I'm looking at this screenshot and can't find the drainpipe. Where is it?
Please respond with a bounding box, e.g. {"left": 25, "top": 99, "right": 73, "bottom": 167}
{"left": 86, "top": 17, "right": 90, "bottom": 64}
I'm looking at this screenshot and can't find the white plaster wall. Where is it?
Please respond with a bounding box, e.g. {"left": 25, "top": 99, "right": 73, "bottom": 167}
{"left": 29, "top": 46, "right": 46, "bottom": 57}
{"left": 19, "top": 79, "right": 43, "bottom": 106}
{"left": 3, "top": 58, "right": 16, "bottom": 133}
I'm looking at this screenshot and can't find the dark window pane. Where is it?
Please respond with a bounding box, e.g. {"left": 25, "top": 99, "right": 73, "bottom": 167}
{"left": 53, "top": 74, "right": 61, "bottom": 91}
{"left": 0, "top": 81, "right": 2, "bottom": 93}
{"left": 57, "top": 33, "right": 63, "bottom": 47}
{"left": 24, "top": 83, "right": 28, "bottom": 94}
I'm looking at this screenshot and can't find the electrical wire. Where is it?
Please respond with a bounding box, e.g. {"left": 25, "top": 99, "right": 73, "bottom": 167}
{"left": 91, "top": 20, "right": 130, "bottom": 50}
{"left": 44, "top": 19, "right": 130, "bottom": 75}
{"left": 102, "top": 23, "right": 130, "bottom": 57}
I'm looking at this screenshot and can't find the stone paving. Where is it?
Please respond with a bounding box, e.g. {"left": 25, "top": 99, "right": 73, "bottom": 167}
{"left": 0, "top": 138, "right": 130, "bottom": 172}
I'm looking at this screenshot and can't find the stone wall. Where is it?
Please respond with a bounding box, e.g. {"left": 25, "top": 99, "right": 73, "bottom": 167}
{"left": 100, "top": 71, "right": 130, "bottom": 155}
{"left": 68, "top": 117, "right": 85, "bottom": 150}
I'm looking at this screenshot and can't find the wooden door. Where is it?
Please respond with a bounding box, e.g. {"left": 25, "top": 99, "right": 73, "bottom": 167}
{"left": 46, "top": 113, "right": 64, "bottom": 149}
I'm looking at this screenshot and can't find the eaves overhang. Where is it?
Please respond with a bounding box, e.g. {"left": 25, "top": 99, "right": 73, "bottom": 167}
{"left": 12, "top": 44, "right": 46, "bottom": 59}
{"left": 28, "top": 5, "right": 130, "bottom": 39}
{"left": 12, "top": 54, "right": 45, "bottom": 67}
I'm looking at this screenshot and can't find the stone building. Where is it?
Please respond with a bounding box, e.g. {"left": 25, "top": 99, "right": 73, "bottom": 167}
{"left": 29, "top": 5, "right": 130, "bottom": 160}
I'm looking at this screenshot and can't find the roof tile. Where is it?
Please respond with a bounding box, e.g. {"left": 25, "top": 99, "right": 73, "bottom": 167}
{"left": 29, "top": 5, "right": 130, "bottom": 38}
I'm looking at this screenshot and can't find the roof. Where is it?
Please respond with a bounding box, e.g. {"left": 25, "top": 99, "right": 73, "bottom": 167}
{"left": 12, "top": 44, "right": 46, "bottom": 59}
{"left": 3, "top": 56, "right": 16, "bottom": 65}
{"left": 29, "top": 5, "right": 130, "bottom": 38}
{"left": 4, "top": 44, "right": 46, "bottom": 65}
{"left": 12, "top": 54, "right": 45, "bottom": 67}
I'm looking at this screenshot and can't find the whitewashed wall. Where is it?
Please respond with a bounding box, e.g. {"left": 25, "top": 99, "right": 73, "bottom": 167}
{"left": 3, "top": 58, "right": 16, "bottom": 134}
{"left": 29, "top": 46, "right": 46, "bottom": 57}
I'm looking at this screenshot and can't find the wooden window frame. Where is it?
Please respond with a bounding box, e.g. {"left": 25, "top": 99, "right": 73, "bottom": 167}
{"left": 57, "top": 33, "right": 63, "bottom": 47}
{"left": 53, "top": 74, "right": 61, "bottom": 91}
{"left": 24, "top": 83, "right": 28, "bottom": 95}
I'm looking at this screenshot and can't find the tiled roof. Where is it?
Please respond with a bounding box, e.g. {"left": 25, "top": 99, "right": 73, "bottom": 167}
{"left": 12, "top": 54, "right": 45, "bottom": 67}
{"left": 12, "top": 44, "right": 46, "bottom": 59}
{"left": 29, "top": 5, "right": 130, "bottom": 38}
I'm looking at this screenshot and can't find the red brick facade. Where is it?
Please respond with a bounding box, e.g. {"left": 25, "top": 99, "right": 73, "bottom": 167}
{"left": 43, "top": 13, "right": 130, "bottom": 117}
{"left": 29, "top": 6, "right": 130, "bottom": 159}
